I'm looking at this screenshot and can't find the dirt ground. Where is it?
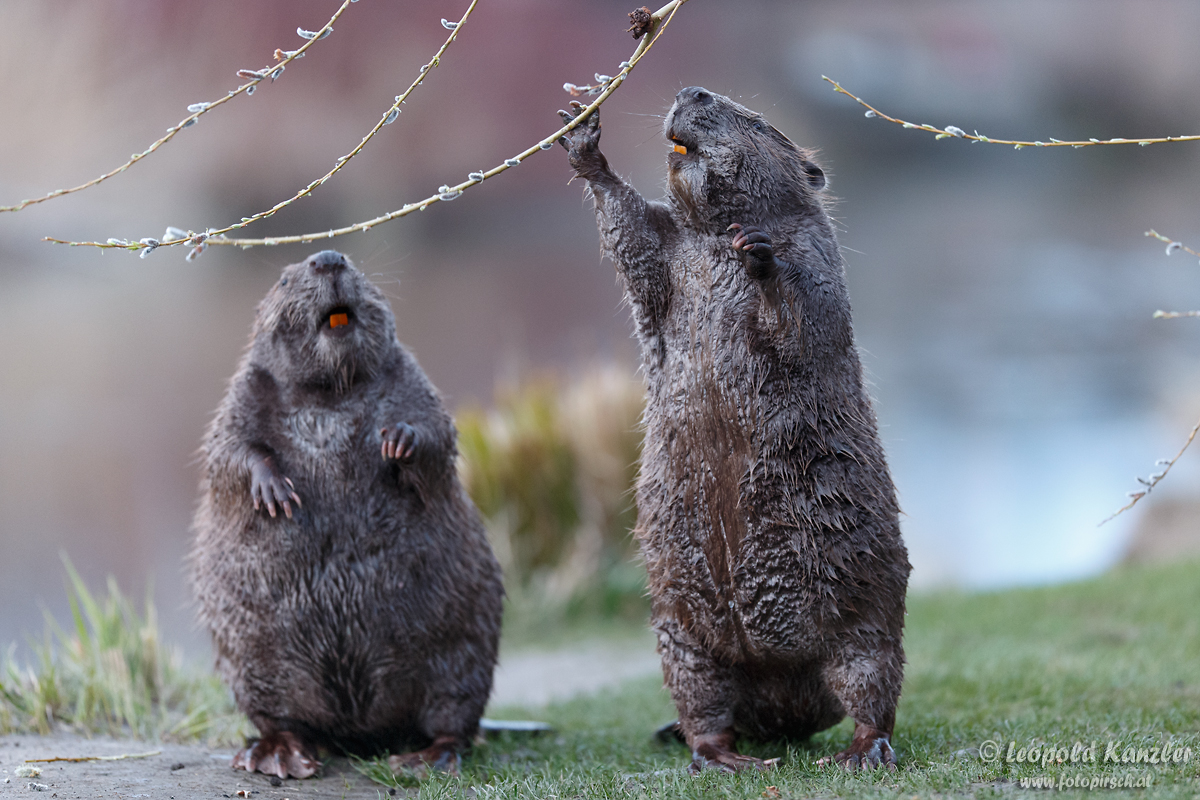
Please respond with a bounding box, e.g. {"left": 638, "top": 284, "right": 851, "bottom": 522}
{"left": 0, "top": 733, "right": 394, "bottom": 800}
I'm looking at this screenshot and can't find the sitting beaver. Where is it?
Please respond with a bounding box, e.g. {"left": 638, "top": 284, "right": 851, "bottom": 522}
{"left": 189, "top": 250, "right": 503, "bottom": 779}
{"left": 559, "top": 88, "right": 910, "bottom": 771}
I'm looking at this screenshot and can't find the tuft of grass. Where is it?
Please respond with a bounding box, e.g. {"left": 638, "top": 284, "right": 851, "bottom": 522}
{"left": 0, "top": 556, "right": 245, "bottom": 744}
{"left": 355, "top": 558, "right": 1200, "bottom": 799}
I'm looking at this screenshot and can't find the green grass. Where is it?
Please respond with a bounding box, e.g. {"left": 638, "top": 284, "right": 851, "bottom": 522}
{"left": 355, "top": 558, "right": 1200, "bottom": 798}
{"left": 4, "top": 556, "right": 1199, "bottom": 797}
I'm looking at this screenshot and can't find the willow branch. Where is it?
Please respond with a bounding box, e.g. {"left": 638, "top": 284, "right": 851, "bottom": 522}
{"left": 2, "top": 2, "right": 354, "bottom": 214}
{"left": 1145, "top": 228, "right": 1200, "bottom": 259}
{"left": 146, "top": 0, "right": 476, "bottom": 259}
{"left": 1143, "top": 230, "right": 1200, "bottom": 319}
{"left": 824, "top": 77, "right": 1200, "bottom": 150}
{"left": 1101, "top": 416, "right": 1200, "bottom": 525}
{"left": 45, "top": 0, "right": 689, "bottom": 255}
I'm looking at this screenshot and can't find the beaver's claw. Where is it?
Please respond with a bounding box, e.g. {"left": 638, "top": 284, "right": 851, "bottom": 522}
{"left": 388, "top": 736, "right": 462, "bottom": 780}
{"left": 687, "top": 732, "right": 777, "bottom": 774}
{"left": 728, "top": 223, "right": 776, "bottom": 280}
{"left": 557, "top": 102, "right": 610, "bottom": 180}
{"left": 817, "top": 730, "right": 897, "bottom": 771}
{"left": 558, "top": 101, "right": 602, "bottom": 150}
{"left": 250, "top": 457, "right": 301, "bottom": 519}
{"left": 381, "top": 423, "right": 419, "bottom": 462}
{"left": 233, "top": 731, "right": 320, "bottom": 779}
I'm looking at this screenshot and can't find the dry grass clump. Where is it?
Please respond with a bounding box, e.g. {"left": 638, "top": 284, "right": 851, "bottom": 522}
{"left": 457, "top": 365, "right": 646, "bottom": 617}
{"left": 0, "top": 558, "right": 243, "bottom": 742}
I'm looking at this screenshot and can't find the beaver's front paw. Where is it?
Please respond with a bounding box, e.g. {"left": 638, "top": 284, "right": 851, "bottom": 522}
{"left": 558, "top": 101, "right": 607, "bottom": 178}
{"left": 249, "top": 456, "right": 301, "bottom": 519}
{"left": 381, "top": 423, "right": 419, "bottom": 462}
{"left": 728, "top": 223, "right": 777, "bottom": 280}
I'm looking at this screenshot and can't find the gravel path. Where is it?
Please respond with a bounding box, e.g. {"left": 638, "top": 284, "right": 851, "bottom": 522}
{"left": 490, "top": 639, "right": 660, "bottom": 707}
{"left": 0, "top": 734, "right": 378, "bottom": 800}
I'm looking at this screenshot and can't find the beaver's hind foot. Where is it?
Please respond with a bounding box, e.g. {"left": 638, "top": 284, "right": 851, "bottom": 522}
{"left": 687, "top": 730, "right": 778, "bottom": 774}
{"left": 388, "top": 735, "right": 462, "bottom": 779}
{"left": 817, "top": 725, "right": 897, "bottom": 771}
{"left": 232, "top": 731, "right": 320, "bottom": 779}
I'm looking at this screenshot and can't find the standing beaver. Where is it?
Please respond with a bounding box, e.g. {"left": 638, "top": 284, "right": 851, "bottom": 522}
{"left": 189, "top": 250, "right": 503, "bottom": 779}
{"left": 558, "top": 88, "right": 910, "bottom": 771}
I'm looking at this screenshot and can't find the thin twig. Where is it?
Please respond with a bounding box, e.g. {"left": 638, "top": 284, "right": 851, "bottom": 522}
{"left": 1100, "top": 416, "right": 1200, "bottom": 525}
{"left": 45, "top": 0, "right": 689, "bottom": 255}
{"left": 823, "top": 77, "right": 1200, "bottom": 150}
{"left": 1145, "top": 228, "right": 1200, "bottom": 259}
{"left": 1143, "top": 230, "right": 1200, "bottom": 319}
{"left": 2, "top": 2, "right": 354, "bottom": 214}
{"left": 1102, "top": 229, "right": 1200, "bottom": 517}
{"left": 25, "top": 750, "right": 162, "bottom": 764}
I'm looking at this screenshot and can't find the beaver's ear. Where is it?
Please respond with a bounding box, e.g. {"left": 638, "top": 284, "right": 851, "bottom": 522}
{"left": 802, "top": 161, "right": 826, "bottom": 191}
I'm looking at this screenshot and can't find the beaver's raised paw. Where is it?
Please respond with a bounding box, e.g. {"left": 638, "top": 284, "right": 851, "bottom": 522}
{"left": 249, "top": 457, "right": 301, "bottom": 519}
{"left": 817, "top": 730, "right": 897, "bottom": 771}
{"left": 558, "top": 101, "right": 602, "bottom": 148}
{"left": 381, "top": 423, "right": 419, "bottom": 462}
{"left": 557, "top": 102, "right": 609, "bottom": 179}
{"left": 388, "top": 736, "right": 462, "bottom": 779}
{"left": 728, "top": 223, "right": 776, "bottom": 280}
{"left": 232, "top": 731, "right": 319, "bottom": 779}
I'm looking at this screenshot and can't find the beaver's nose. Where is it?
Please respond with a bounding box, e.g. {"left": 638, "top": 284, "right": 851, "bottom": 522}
{"left": 677, "top": 86, "right": 714, "bottom": 106}
{"left": 308, "top": 250, "right": 348, "bottom": 275}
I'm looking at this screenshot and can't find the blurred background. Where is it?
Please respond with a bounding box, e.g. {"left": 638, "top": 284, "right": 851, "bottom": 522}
{"left": 2, "top": 0, "right": 1200, "bottom": 660}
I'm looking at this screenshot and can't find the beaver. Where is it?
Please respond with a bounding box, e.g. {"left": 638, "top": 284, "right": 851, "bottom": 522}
{"left": 189, "top": 250, "right": 503, "bottom": 779}
{"left": 558, "top": 88, "right": 911, "bottom": 772}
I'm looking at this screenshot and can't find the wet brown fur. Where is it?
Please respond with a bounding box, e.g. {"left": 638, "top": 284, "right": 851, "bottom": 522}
{"left": 559, "top": 88, "right": 910, "bottom": 769}
{"left": 189, "top": 251, "right": 502, "bottom": 776}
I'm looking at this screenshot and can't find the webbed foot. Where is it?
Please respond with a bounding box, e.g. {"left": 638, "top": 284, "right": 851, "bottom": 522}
{"left": 687, "top": 730, "right": 778, "bottom": 774}
{"left": 387, "top": 735, "right": 462, "bottom": 779}
{"left": 232, "top": 731, "right": 319, "bottom": 779}
{"left": 817, "top": 726, "right": 897, "bottom": 771}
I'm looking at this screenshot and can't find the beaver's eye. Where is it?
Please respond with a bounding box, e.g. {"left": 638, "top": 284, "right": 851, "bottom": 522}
{"left": 281, "top": 278, "right": 288, "bottom": 286}
{"left": 752, "top": 121, "right": 765, "bottom": 132}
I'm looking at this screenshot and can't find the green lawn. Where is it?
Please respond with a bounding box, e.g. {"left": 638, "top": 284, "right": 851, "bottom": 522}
{"left": 4, "top": 557, "right": 1199, "bottom": 798}
{"left": 362, "top": 558, "right": 1200, "bottom": 798}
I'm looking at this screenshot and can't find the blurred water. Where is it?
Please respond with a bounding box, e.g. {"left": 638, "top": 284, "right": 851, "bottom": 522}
{"left": 887, "top": 419, "right": 1154, "bottom": 588}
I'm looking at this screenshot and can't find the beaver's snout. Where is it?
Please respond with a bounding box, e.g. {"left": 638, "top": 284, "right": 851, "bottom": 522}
{"left": 306, "top": 250, "right": 349, "bottom": 276}
{"left": 676, "top": 86, "right": 714, "bottom": 106}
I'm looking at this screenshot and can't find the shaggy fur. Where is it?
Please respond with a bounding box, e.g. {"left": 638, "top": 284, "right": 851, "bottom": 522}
{"left": 189, "top": 251, "right": 502, "bottom": 779}
{"left": 559, "top": 88, "right": 910, "bottom": 771}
